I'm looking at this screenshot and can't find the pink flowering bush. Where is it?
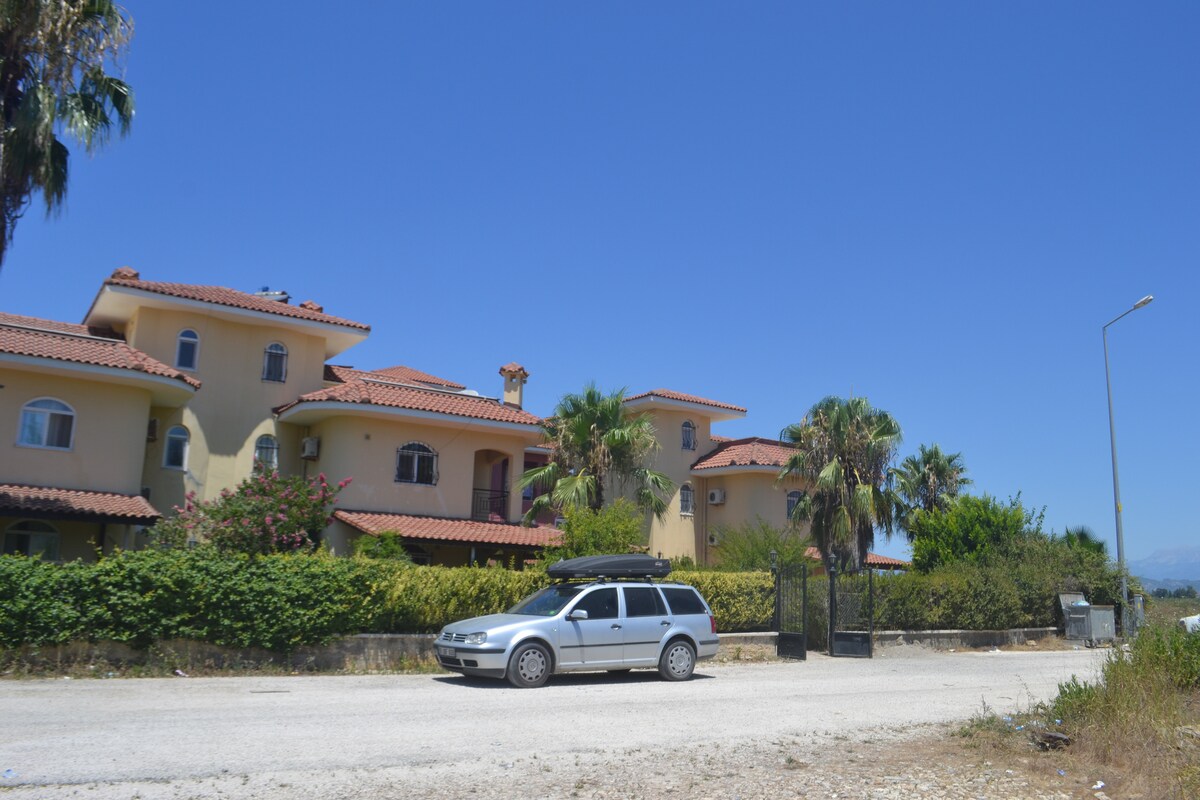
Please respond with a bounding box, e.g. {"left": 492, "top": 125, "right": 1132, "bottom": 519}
{"left": 150, "top": 472, "right": 351, "bottom": 555}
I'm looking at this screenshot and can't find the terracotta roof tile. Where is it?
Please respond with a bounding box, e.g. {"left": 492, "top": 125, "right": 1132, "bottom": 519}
{"left": 279, "top": 374, "right": 542, "bottom": 426}
{"left": 103, "top": 277, "right": 370, "bottom": 331}
{"left": 804, "top": 546, "right": 910, "bottom": 569}
{"left": 334, "top": 510, "right": 560, "bottom": 547}
{"left": 710, "top": 434, "right": 733, "bottom": 443}
{"left": 0, "top": 483, "right": 160, "bottom": 522}
{"left": 692, "top": 437, "right": 796, "bottom": 471}
{"left": 365, "top": 364, "right": 465, "bottom": 390}
{"left": 625, "top": 389, "right": 746, "bottom": 414}
{"left": 0, "top": 312, "right": 201, "bottom": 389}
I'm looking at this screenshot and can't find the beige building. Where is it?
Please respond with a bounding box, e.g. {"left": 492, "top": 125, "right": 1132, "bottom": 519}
{"left": 3, "top": 267, "right": 903, "bottom": 569}
{"left": 0, "top": 311, "right": 198, "bottom": 559}
{"left": 3, "top": 268, "right": 558, "bottom": 564}
{"left": 615, "top": 390, "right": 808, "bottom": 562}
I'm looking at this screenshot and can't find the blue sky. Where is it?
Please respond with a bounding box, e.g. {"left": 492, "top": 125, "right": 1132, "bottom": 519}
{"left": 2, "top": 3, "right": 1196, "bottom": 571}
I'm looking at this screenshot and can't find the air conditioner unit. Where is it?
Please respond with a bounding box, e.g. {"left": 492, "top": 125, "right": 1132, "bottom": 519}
{"left": 301, "top": 436, "right": 320, "bottom": 460}
{"left": 707, "top": 532, "right": 720, "bottom": 546}
{"left": 707, "top": 488, "right": 726, "bottom": 505}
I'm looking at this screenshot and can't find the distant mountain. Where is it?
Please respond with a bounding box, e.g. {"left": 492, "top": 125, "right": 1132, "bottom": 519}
{"left": 1138, "top": 577, "right": 1200, "bottom": 595}
{"left": 1129, "top": 545, "right": 1200, "bottom": 583}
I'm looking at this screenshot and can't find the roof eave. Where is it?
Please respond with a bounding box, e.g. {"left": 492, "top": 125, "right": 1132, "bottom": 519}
{"left": 275, "top": 399, "right": 544, "bottom": 437}
{"left": 623, "top": 394, "right": 746, "bottom": 422}
{"left": 85, "top": 284, "right": 369, "bottom": 359}
{"left": 0, "top": 351, "right": 198, "bottom": 407}
{"left": 690, "top": 464, "right": 783, "bottom": 477}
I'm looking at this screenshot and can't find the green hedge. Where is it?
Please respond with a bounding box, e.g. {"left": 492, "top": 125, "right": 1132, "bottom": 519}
{"left": 0, "top": 552, "right": 774, "bottom": 652}
{"left": 0, "top": 547, "right": 1119, "bottom": 653}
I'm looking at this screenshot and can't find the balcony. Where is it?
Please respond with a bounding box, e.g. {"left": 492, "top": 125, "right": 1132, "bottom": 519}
{"left": 472, "top": 489, "right": 509, "bottom": 521}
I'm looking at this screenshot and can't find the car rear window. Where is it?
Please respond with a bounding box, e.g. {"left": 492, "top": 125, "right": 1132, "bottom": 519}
{"left": 660, "top": 587, "right": 707, "bottom": 616}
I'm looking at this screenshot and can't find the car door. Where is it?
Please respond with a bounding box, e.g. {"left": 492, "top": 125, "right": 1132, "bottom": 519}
{"left": 619, "top": 586, "right": 671, "bottom": 665}
{"left": 562, "top": 587, "right": 623, "bottom": 667}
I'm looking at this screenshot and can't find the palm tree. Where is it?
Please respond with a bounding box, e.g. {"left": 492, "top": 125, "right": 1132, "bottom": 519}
{"left": 1, "top": 0, "right": 135, "bottom": 268}
{"left": 890, "top": 443, "right": 972, "bottom": 541}
{"left": 1061, "top": 525, "right": 1108, "bottom": 555}
{"left": 518, "top": 384, "right": 674, "bottom": 524}
{"left": 777, "top": 396, "right": 901, "bottom": 570}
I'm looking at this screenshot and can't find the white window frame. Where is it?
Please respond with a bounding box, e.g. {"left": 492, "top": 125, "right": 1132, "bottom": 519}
{"left": 395, "top": 442, "right": 438, "bottom": 485}
{"left": 262, "top": 342, "right": 288, "bottom": 383}
{"left": 17, "top": 397, "right": 75, "bottom": 450}
{"left": 681, "top": 420, "right": 696, "bottom": 451}
{"left": 164, "top": 425, "right": 190, "bottom": 470}
{"left": 4, "top": 519, "right": 60, "bottom": 560}
{"left": 175, "top": 329, "right": 199, "bottom": 371}
{"left": 680, "top": 484, "right": 695, "bottom": 515}
{"left": 254, "top": 434, "right": 279, "bottom": 472}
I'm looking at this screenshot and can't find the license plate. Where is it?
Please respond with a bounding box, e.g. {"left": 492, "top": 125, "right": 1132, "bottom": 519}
{"left": 437, "top": 646, "right": 455, "bottom": 658}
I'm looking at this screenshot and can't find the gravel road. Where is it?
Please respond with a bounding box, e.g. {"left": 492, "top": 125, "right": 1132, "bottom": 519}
{"left": 0, "top": 646, "right": 1106, "bottom": 799}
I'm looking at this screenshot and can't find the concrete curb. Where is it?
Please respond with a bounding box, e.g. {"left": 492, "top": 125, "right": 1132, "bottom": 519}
{"left": 11, "top": 627, "right": 1063, "bottom": 671}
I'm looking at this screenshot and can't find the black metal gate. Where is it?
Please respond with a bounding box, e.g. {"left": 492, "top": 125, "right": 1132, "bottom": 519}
{"left": 774, "top": 564, "right": 807, "bottom": 660}
{"left": 828, "top": 567, "right": 873, "bottom": 658}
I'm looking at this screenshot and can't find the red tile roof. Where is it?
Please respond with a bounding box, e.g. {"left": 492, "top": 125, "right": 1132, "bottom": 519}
{"left": 102, "top": 276, "right": 370, "bottom": 331}
{"left": 325, "top": 363, "right": 465, "bottom": 390}
{"left": 710, "top": 434, "right": 733, "bottom": 443}
{"left": 625, "top": 389, "right": 746, "bottom": 414}
{"left": 692, "top": 437, "right": 796, "bottom": 471}
{"left": 334, "top": 510, "right": 561, "bottom": 547}
{"left": 0, "top": 312, "right": 201, "bottom": 390}
{"left": 278, "top": 374, "right": 543, "bottom": 426}
{"left": 0, "top": 483, "right": 161, "bottom": 522}
{"left": 804, "top": 546, "right": 910, "bottom": 569}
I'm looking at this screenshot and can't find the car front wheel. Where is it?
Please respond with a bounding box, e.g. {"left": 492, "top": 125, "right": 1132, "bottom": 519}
{"left": 507, "top": 641, "right": 552, "bottom": 688}
{"left": 658, "top": 639, "right": 696, "bottom": 681}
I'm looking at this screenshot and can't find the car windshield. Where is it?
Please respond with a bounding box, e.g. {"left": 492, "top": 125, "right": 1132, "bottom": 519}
{"left": 509, "top": 584, "right": 585, "bottom": 616}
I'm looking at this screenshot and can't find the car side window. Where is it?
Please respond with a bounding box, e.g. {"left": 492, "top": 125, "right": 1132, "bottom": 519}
{"left": 623, "top": 587, "right": 667, "bottom": 617}
{"left": 571, "top": 587, "right": 619, "bottom": 620}
{"left": 661, "top": 587, "right": 707, "bottom": 616}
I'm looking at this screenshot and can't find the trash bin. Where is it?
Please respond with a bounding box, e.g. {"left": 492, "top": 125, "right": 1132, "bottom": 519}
{"left": 1058, "top": 593, "right": 1116, "bottom": 647}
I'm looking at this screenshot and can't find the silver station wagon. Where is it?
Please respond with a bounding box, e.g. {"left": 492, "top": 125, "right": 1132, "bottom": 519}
{"left": 435, "top": 555, "right": 720, "bottom": 687}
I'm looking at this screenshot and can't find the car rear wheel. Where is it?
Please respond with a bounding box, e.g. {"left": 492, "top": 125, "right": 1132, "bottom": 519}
{"left": 507, "top": 642, "right": 551, "bottom": 688}
{"left": 658, "top": 639, "right": 695, "bottom": 681}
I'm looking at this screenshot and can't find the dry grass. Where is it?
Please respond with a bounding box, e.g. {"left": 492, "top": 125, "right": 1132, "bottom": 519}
{"left": 958, "top": 625, "right": 1200, "bottom": 799}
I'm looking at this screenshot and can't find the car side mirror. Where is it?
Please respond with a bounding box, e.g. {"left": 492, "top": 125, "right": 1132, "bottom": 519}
{"left": 567, "top": 609, "right": 589, "bottom": 621}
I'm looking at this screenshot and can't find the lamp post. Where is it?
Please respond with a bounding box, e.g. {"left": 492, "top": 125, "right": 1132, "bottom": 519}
{"left": 1103, "top": 294, "right": 1153, "bottom": 636}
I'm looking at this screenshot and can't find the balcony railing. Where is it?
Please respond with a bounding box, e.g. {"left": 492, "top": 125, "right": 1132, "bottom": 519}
{"left": 472, "top": 489, "right": 509, "bottom": 521}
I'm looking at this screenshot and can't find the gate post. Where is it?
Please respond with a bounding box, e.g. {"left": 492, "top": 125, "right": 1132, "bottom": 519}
{"left": 769, "top": 549, "right": 780, "bottom": 632}
{"left": 826, "top": 557, "right": 837, "bottom": 657}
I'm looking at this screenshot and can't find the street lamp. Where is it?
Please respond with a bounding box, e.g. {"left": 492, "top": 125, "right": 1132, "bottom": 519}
{"left": 1103, "top": 294, "right": 1153, "bottom": 636}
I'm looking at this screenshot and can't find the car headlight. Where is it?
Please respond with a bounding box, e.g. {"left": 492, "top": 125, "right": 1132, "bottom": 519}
{"left": 465, "top": 632, "right": 487, "bottom": 645}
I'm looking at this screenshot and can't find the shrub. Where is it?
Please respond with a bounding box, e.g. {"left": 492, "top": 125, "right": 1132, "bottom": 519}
{"left": 148, "top": 471, "right": 350, "bottom": 554}
{"left": 354, "top": 531, "right": 414, "bottom": 563}
{"left": 708, "top": 518, "right": 811, "bottom": 572}
{"left": 538, "top": 500, "right": 645, "bottom": 564}
{"left": 909, "top": 494, "right": 1041, "bottom": 572}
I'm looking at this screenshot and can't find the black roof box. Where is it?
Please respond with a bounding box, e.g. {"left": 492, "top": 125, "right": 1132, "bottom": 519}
{"left": 546, "top": 554, "right": 672, "bottom": 580}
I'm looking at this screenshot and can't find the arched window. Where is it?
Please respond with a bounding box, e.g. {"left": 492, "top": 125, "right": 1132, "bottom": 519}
{"left": 4, "top": 520, "right": 59, "bottom": 560}
{"left": 18, "top": 398, "right": 75, "bottom": 449}
{"left": 680, "top": 484, "right": 695, "bottom": 515}
{"left": 164, "top": 425, "right": 189, "bottom": 469}
{"left": 254, "top": 434, "right": 279, "bottom": 471}
{"left": 787, "top": 490, "right": 803, "bottom": 520}
{"left": 681, "top": 420, "right": 696, "bottom": 451}
{"left": 176, "top": 329, "right": 199, "bottom": 370}
{"left": 396, "top": 442, "right": 437, "bottom": 485}
{"left": 262, "top": 342, "right": 288, "bottom": 382}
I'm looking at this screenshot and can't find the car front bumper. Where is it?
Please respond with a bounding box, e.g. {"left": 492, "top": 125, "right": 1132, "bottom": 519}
{"left": 435, "top": 642, "right": 509, "bottom": 678}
